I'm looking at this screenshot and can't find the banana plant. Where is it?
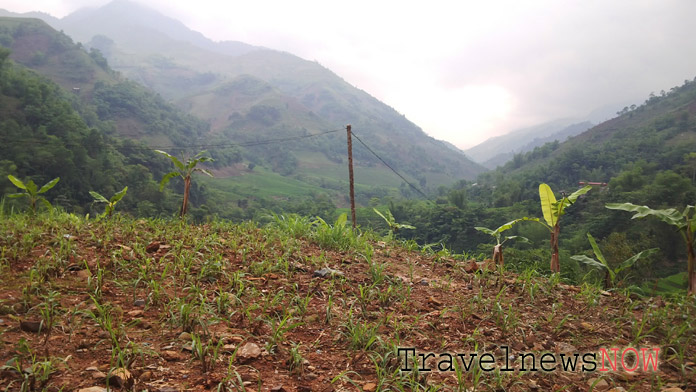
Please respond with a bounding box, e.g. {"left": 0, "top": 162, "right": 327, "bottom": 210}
{"left": 7, "top": 175, "right": 59, "bottom": 215}
{"left": 571, "top": 232, "right": 657, "bottom": 289}
{"left": 156, "top": 150, "right": 213, "bottom": 217}
{"left": 373, "top": 208, "right": 414, "bottom": 237}
{"left": 538, "top": 183, "right": 592, "bottom": 273}
{"left": 606, "top": 202, "right": 696, "bottom": 295}
{"left": 475, "top": 220, "right": 529, "bottom": 266}
{"left": 89, "top": 186, "right": 128, "bottom": 219}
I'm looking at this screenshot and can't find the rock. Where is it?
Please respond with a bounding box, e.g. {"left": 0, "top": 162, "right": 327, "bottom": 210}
{"left": 363, "top": 382, "right": 377, "bottom": 392}
{"left": 127, "top": 309, "right": 144, "bottom": 317}
{"left": 91, "top": 371, "right": 106, "bottom": 381}
{"left": 158, "top": 387, "right": 180, "bottom": 392}
{"left": 161, "top": 350, "right": 185, "bottom": 361}
{"left": 555, "top": 342, "right": 578, "bottom": 353}
{"left": 587, "top": 378, "right": 609, "bottom": 388}
{"left": 419, "top": 279, "right": 429, "bottom": 286}
{"left": 237, "top": 342, "right": 262, "bottom": 360}
{"left": 85, "top": 366, "right": 99, "bottom": 372}
{"left": 221, "top": 344, "right": 237, "bottom": 353}
{"left": 77, "top": 388, "right": 107, "bottom": 392}
{"left": 313, "top": 267, "right": 344, "bottom": 278}
{"left": 140, "top": 370, "right": 153, "bottom": 381}
{"left": 462, "top": 259, "right": 479, "bottom": 273}
{"left": 19, "top": 320, "right": 42, "bottom": 333}
{"left": 108, "top": 368, "right": 133, "bottom": 389}
{"left": 178, "top": 332, "right": 191, "bottom": 341}
{"left": 146, "top": 241, "right": 161, "bottom": 253}
{"left": 133, "top": 299, "right": 146, "bottom": 307}
{"left": 182, "top": 343, "right": 193, "bottom": 352}
{"left": 428, "top": 296, "right": 442, "bottom": 306}
{"left": 270, "top": 386, "right": 286, "bottom": 392}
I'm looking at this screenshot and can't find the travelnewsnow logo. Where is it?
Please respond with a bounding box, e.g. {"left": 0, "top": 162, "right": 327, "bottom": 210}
{"left": 397, "top": 347, "right": 660, "bottom": 373}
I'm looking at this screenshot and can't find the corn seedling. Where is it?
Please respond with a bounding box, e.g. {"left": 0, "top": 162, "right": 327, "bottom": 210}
{"left": 287, "top": 342, "right": 304, "bottom": 375}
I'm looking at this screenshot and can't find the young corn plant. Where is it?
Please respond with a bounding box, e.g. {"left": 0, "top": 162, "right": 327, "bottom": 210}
{"left": 571, "top": 232, "right": 657, "bottom": 289}
{"left": 606, "top": 203, "right": 696, "bottom": 295}
{"left": 89, "top": 186, "right": 128, "bottom": 219}
{"left": 156, "top": 150, "right": 213, "bottom": 217}
{"left": 474, "top": 220, "right": 529, "bottom": 266}
{"left": 6, "top": 175, "right": 60, "bottom": 215}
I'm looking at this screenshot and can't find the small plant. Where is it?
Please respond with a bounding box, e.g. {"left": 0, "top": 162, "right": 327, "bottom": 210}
{"left": 156, "top": 150, "right": 214, "bottom": 217}
{"left": 373, "top": 208, "right": 415, "bottom": 238}
{"left": 191, "top": 333, "right": 222, "bottom": 373}
{"left": 571, "top": 232, "right": 657, "bottom": 289}
{"left": 475, "top": 220, "right": 529, "bottom": 266}
{"left": 287, "top": 342, "right": 304, "bottom": 375}
{"left": 537, "top": 183, "right": 591, "bottom": 273}
{"left": 7, "top": 175, "right": 59, "bottom": 214}
{"left": 90, "top": 186, "right": 128, "bottom": 219}
{"left": 606, "top": 202, "right": 696, "bottom": 294}
{"left": 265, "top": 313, "right": 302, "bottom": 354}
{"left": 38, "top": 290, "right": 61, "bottom": 347}
{"left": 1, "top": 338, "right": 57, "bottom": 392}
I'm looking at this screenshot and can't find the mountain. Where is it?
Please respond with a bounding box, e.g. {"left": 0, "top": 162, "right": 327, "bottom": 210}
{"left": 1, "top": 0, "right": 485, "bottom": 200}
{"left": 474, "top": 76, "right": 696, "bottom": 211}
{"left": 465, "top": 119, "right": 593, "bottom": 169}
{"left": 0, "top": 18, "right": 188, "bottom": 215}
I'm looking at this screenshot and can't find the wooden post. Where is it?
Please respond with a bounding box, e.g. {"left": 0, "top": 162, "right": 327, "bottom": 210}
{"left": 346, "top": 125, "right": 357, "bottom": 229}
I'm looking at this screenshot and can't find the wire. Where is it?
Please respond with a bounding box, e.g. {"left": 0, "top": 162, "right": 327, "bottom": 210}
{"left": 349, "top": 128, "right": 429, "bottom": 199}
{"left": 0, "top": 129, "right": 343, "bottom": 152}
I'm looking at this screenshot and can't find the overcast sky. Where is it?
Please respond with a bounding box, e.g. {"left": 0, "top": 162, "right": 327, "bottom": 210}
{"left": 3, "top": 0, "right": 696, "bottom": 148}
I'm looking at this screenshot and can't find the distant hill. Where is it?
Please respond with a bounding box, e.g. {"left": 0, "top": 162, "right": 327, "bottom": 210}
{"left": 465, "top": 119, "right": 593, "bottom": 169}
{"left": 477, "top": 77, "right": 696, "bottom": 205}
{"left": 1, "top": 0, "right": 485, "bottom": 196}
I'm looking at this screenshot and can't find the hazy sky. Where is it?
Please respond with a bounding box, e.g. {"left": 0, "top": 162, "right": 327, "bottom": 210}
{"left": 3, "top": 0, "right": 696, "bottom": 148}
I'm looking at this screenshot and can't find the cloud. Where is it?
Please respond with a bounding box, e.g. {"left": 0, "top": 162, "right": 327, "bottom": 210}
{"left": 4, "top": 0, "right": 696, "bottom": 148}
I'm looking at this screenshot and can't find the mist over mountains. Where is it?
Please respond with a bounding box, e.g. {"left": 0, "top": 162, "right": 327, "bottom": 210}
{"left": 1, "top": 0, "right": 485, "bottom": 190}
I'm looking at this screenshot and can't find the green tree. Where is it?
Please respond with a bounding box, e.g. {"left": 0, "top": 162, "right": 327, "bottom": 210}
{"left": 156, "top": 150, "right": 213, "bottom": 217}
{"left": 606, "top": 203, "right": 696, "bottom": 295}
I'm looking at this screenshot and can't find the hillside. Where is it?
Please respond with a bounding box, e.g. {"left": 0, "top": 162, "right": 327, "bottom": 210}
{"left": 0, "top": 32, "right": 192, "bottom": 215}
{"left": 480, "top": 80, "right": 696, "bottom": 196}
{"left": 1, "top": 1, "right": 485, "bottom": 190}
{"left": 465, "top": 120, "right": 594, "bottom": 169}
{"left": 0, "top": 212, "right": 693, "bottom": 391}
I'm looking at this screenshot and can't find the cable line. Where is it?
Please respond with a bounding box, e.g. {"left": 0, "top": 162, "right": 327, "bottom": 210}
{"left": 349, "top": 129, "right": 429, "bottom": 199}
{"left": 0, "top": 129, "right": 343, "bottom": 152}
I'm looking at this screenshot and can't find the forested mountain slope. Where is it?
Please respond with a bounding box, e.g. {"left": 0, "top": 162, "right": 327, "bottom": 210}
{"left": 2, "top": 1, "right": 485, "bottom": 187}
{"left": 0, "top": 40, "right": 182, "bottom": 215}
